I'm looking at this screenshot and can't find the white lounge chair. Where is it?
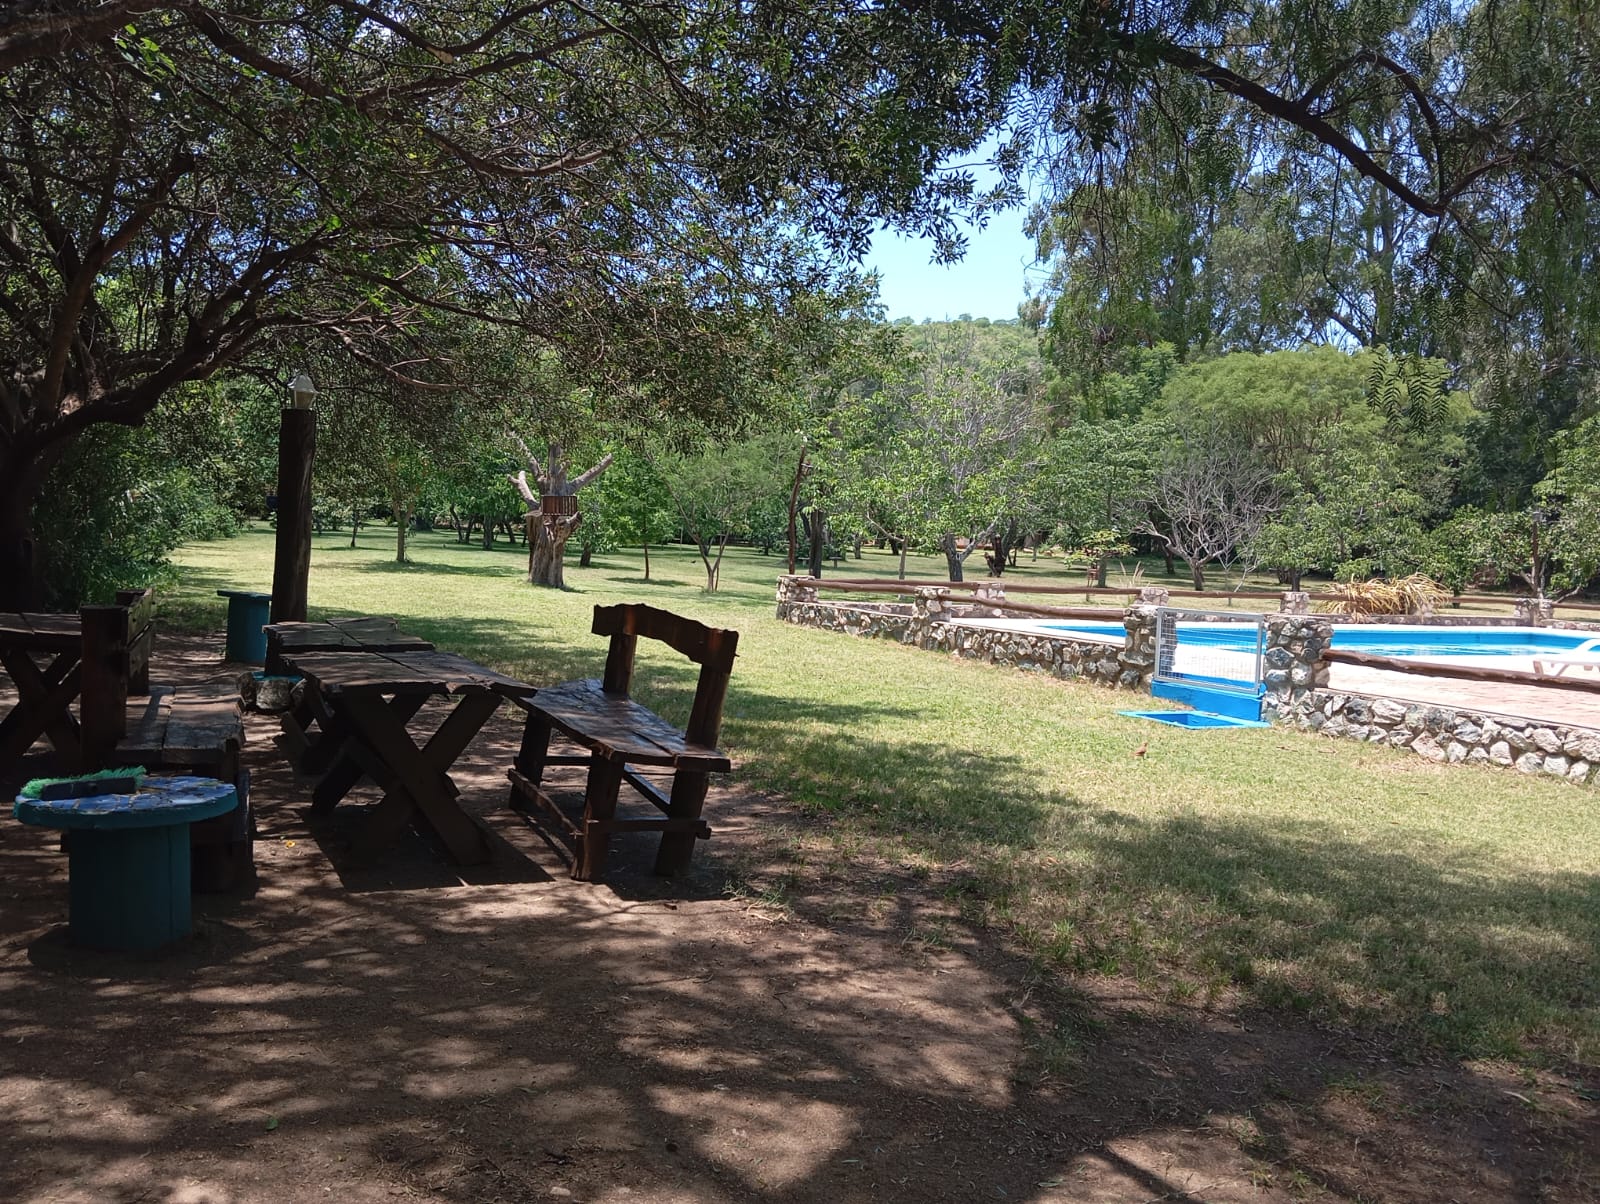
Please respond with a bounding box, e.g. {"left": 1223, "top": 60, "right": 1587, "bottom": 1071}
{"left": 1533, "top": 636, "right": 1600, "bottom": 678}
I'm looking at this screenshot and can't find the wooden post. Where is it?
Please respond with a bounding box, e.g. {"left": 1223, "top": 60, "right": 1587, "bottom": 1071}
{"left": 79, "top": 604, "right": 129, "bottom": 771}
{"left": 270, "top": 406, "right": 316, "bottom": 624}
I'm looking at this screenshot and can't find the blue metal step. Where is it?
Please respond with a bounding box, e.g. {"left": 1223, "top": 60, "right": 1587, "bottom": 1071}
{"left": 1151, "top": 679, "right": 1264, "bottom": 722}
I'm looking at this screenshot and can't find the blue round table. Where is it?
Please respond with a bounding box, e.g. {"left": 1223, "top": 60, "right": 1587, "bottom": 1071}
{"left": 15, "top": 775, "right": 239, "bottom": 951}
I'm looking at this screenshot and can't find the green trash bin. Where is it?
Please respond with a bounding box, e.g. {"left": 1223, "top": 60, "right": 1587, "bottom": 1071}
{"left": 217, "top": 590, "right": 271, "bottom": 664}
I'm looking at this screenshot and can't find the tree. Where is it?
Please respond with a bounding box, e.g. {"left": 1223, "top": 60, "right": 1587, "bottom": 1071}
{"left": 1038, "top": 420, "right": 1159, "bottom": 584}
{"left": 1140, "top": 437, "right": 1281, "bottom": 590}
{"left": 657, "top": 436, "right": 793, "bottom": 592}
{"left": 506, "top": 436, "right": 613, "bottom": 589}
{"left": 588, "top": 448, "right": 675, "bottom": 579}
{"left": 1536, "top": 415, "right": 1600, "bottom": 598}
{"left": 1250, "top": 447, "right": 1428, "bottom": 588}
{"left": 0, "top": 1, "right": 1020, "bottom": 605}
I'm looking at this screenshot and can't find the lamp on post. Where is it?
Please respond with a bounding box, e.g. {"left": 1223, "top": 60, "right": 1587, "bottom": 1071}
{"left": 270, "top": 371, "right": 318, "bottom": 624}
{"left": 288, "top": 373, "right": 317, "bottom": 410}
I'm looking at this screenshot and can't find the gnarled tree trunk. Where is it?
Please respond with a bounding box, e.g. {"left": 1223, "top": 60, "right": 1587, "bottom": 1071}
{"left": 0, "top": 451, "right": 51, "bottom": 610}
{"left": 507, "top": 436, "right": 612, "bottom": 589}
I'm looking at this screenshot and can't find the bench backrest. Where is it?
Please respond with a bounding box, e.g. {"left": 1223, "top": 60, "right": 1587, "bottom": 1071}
{"left": 592, "top": 603, "right": 738, "bottom": 748}
{"left": 79, "top": 588, "right": 156, "bottom": 767}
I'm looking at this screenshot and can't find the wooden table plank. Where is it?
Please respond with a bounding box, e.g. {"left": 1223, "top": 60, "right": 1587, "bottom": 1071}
{"left": 0, "top": 612, "right": 82, "bottom": 654}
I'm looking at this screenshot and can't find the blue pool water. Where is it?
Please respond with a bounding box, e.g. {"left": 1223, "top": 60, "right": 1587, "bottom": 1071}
{"left": 1039, "top": 621, "right": 1594, "bottom": 659}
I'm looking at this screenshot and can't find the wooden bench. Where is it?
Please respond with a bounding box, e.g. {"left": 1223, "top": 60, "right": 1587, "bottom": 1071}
{"left": 78, "top": 590, "right": 250, "bottom": 889}
{"left": 508, "top": 604, "right": 738, "bottom": 880}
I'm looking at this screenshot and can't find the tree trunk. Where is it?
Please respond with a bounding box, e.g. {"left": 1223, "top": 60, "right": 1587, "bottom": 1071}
{"left": 394, "top": 503, "right": 412, "bottom": 564}
{"left": 481, "top": 518, "right": 493, "bottom": 550}
{"left": 528, "top": 512, "right": 581, "bottom": 587}
{"left": 1163, "top": 548, "right": 1176, "bottom": 576}
{"left": 1190, "top": 561, "right": 1205, "bottom": 590}
{"left": 853, "top": 534, "right": 863, "bottom": 560}
{"left": 786, "top": 446, "right": 807, "bottom": 575}
{"left": 697, "top": 538, "right": 725, "bottom": 592}
{"left": 579, "top": 544, "right": 593, "bottom": 567}
{"left": 0, "top": 510, "right": 37, "bottom": 610}
{"left": 0, "top": 447, "right": 58, "bottom": 609}
{"left": 805, "top": 508, "right": 826, "bottom": 578}
{"left": 942, "top": 534, "right": 964, "bottom": 583}
{"left": 349, "top": 504, "right": 359, "bottom": 549}
{"left": 643, "top": 542, "right": 651, "bottom": 580}
{"left": 897, "top": 539, "right": 908, "bottom": 580}
{"left": 1095, "top": 557, "right": 1109, "bottom": 587}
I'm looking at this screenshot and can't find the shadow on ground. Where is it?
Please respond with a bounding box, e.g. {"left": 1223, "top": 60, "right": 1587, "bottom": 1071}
{"left": 0, "top": 634, "right": 1595, "bottom": 1203}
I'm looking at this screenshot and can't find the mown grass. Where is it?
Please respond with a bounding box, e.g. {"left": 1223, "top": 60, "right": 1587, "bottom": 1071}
{"left": 170, "top": 526, "right": 1600, "bottom": 1067}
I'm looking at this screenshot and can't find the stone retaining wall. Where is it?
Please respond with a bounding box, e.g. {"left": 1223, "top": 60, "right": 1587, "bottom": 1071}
{"left": 1297, "top": 693, "right": 1599, "bottom": 786}
{"left": 775, "top": 576, "right": 1156, "bottom": 689}
{"left": 775, "top": 576, "right": 1597, "bottom": 789}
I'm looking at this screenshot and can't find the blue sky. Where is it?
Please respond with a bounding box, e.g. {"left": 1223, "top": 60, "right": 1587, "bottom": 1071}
{"left": 864, "top": 208, "right": 1043, "bottom": 323}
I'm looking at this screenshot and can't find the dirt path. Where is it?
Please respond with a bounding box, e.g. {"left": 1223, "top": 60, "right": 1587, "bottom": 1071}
{"left": 1, "top": 635, "right": 1594, "bottom": 1202}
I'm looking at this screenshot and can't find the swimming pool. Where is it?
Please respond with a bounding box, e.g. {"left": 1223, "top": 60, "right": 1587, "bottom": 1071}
{"left": 1033, "top": 621, "right": 1594, "bottom": 659}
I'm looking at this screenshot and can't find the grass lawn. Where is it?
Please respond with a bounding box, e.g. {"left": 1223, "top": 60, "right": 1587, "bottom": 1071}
{"left": 170, "top": 525, "right": 1599, "bottom": 1070}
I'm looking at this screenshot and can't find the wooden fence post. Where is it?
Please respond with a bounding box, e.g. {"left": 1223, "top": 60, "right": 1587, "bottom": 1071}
{"left": 79, "top": 604, "right": 129, "bottom": 771}
{"left": 270, "top": 406, "right": 316, "bottom": 624}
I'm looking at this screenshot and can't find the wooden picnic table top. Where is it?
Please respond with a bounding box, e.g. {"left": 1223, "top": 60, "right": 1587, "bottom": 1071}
{"left": 283, "top": 649, "right": 534, "bottom": 699}
{"left": 0, "top": 612, "right": 83, "bottom": 653}
{"left": 264, "top": 616, "right": 435, "bottom": 655}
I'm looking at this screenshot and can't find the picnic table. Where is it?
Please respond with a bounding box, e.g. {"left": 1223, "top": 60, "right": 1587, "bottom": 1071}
{"left": 265, "top": 617, "right": 435, "bottom": 766}
{"left": 0, "top": 611, "right": 84, "bottom": 772}
{"left": 284, "top": 649, "right": 534, "bottom": 864}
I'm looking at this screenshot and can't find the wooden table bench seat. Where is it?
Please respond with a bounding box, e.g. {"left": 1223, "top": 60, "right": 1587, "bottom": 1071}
{"left": 111, "top": 683, "right": 245, "bottom": 783}
{"left": 508, "top": 604, "right": 737, "bottom": 881}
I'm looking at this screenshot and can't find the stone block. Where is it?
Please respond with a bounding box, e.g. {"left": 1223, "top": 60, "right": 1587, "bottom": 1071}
{"left": 1569, "top": 760, "right": 1592, "bottom": 784}
{"left": 1446, "top": 741, "right": 1468, "bottom": 763}
{"left": 1372, "top": 699, "right": 1408, "bottom": 723}
{"left": 1532, "top": 728, "right": 1562, "bottom": 754}
{"left": 1543, "top": 754, "right": 1570, "bottom": 777}
{"left": 1489, "top": 741, "right": 1514, "bottom": 765}
{"left": 1467, "top": 747, "right": 1489, "bottom": 764}
{"left": 1453, "top": 722, "right": 1483, "bottom": 744}
{"left": 1563, "top": 733, "right": 1600, "bottom": 761}
{"left": 1412, "top": 733, "right": 1447, "bottom": 762}
{"left": 1515, "top": 752, "right": 1543, "bottom": 774}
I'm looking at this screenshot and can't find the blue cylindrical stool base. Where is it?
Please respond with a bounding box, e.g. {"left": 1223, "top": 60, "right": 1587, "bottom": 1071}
{"left": 217, "top": 590, "right": 272, "bottom": 664}
{"left": 67, "top": 825, "right": 191, "bottom": 951}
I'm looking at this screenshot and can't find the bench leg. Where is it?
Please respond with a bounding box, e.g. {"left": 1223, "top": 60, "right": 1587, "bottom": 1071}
{"left": 514, "top": 712, "right": 553, "bottom": 784}
{"left": 654, "top": 770, "right": 709, "bottom": 877}
{"left": 574, "top": 757, "right": 623, "bottom": 881}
